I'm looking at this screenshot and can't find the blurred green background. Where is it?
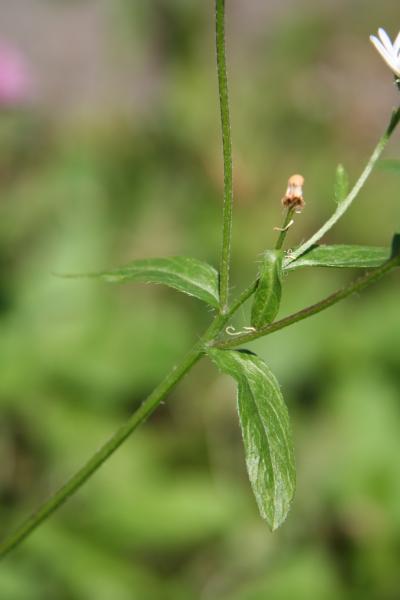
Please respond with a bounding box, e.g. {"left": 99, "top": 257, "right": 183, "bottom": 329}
{"left": 1, "top": 1, "right": 400, "bottom": 598}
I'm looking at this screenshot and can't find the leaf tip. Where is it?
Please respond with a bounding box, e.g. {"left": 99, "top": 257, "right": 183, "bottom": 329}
{"left": 270, "top": 508, "right": 291, "bottom": 532}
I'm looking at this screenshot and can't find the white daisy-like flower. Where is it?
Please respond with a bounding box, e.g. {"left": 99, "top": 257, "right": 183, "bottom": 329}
{"left": 370, "top": 28, "right": 400, "bottom": 78}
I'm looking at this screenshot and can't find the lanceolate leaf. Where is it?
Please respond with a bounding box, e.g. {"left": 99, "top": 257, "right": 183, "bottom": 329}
{"left": 334, "top": 163, "right": 349, "bottom": 205}
{"left": 285, "top": 245, "right": 390, "bottom": 270}
{"left": 251, "top": 250, "right": 283, "bottom": 329}
{"left": 62, "top": 257, "right": 220, "bottom": 308}
{"left": 208, "top": 348, "right": 296, "bottom": 531}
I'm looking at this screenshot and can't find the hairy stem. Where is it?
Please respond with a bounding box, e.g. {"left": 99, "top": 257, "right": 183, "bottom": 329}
{"left": 216, "top": 0, "right": 234, "bottom": 313}
{"left": 0, "top": 353, "right": 201, "bottom": 558}
{"left": 0, "top": 1, "right": 237, "bottom": 554}
{"left": 0, "top": 1, "right": 237, "bottom": 558}
{"left": 2, "top": 252, "right": 398, "bottom": 558}
{"left": 1, "top": 23, "right": 398, "bottom": 562}
{"left": 284, "top": 107, "right": 400, "bottom": 266}
{"left": 214, "top": 255, "right": 400, "bottom": 349}
{"left": 275, "top": 207, "right": 296, "bottom": 250}
{"left": 0, "top": 314, "right": 230, "bottom": 560}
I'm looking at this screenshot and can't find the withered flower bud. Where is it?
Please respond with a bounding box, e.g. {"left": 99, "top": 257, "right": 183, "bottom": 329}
{"left": 282, "top": 174, "right": 305, "bottom": 212}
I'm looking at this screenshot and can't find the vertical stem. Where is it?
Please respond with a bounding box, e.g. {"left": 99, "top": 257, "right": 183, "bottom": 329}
{"left": 275, "top": 207, "right": 295, "bottom": 250}
{"left": 216, "top": 0, "right": 233, "bottom": 313}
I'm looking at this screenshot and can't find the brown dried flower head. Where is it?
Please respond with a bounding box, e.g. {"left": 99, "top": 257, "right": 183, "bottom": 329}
{"left": 282, "top": 174, "right": 305, "bottom": 212}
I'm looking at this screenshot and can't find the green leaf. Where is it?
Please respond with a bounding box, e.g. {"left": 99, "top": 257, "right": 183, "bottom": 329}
{"left": 61, "top": 257, "right": 220, "bottom": 308}
{"left": 286, "top": 245, "right": 390, "bottom": 270}
{"left": 334, "top": 163, "right": 349, "bottom": 205}
{"left": 251, "top": 250, "right": 283, "bottom": 329}
{"left": 208, "top": 348, "right": 296, "bottom": 530}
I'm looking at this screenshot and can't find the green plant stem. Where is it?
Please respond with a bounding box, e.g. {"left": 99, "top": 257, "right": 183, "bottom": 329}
{"left": 2, "top": 253, "right": 398, "bottom": 559}
{"left": 216, "top": 0, "right": 234, "bottom": 313}
{"left": 1, "top": 68, "right": 398, "bottom": 569}
{"left": 275, "top": 207, "right": 295, "bottom": 250}
{"left": 214, "top": 255, "right": 400, "bottom": 349}
{"left": 0, "top": 270, "right": 261, "bottom": 560}
{"left": 0, "top": 353, "right": 200, "bottom": 558}
{"left": 284, "top": 107, "right": 400, "bottom": 267}
{"left": 0, "top": 2, "right": 238, "bottom": 558}
{"left": 0, "top": 314, "right": 229, "bottom": 560}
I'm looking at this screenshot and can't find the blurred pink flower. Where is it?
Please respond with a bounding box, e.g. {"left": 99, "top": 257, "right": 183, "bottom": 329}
{"left": 0, "top": 41, "right": 32, "bottom": 106}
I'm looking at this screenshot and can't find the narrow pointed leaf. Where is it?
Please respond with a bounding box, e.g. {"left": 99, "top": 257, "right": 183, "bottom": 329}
{"left": 285, "top": 244, "right": 390, "bottom": 270}
{"left": 334, "top": 163, "right": 349, "bottom": 205}
{"left": 208, "top": 348, "right": 296, "bottom": 530}
{"left": 251, "top": 250, "right": 283, "bottom": 329}
{"left": 61, "top": 256, "right": 220, "bottom": 308}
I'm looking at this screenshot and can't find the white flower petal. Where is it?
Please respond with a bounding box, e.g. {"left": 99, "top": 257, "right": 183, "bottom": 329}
{"left": 378, "top": 28, "right": 394, "bottom": 53}
{"left": 370, "top": 35, "right": 393, "bottom": 62}
{"left": 369, "top": 28, "right": 400, "bottom": 77}
{"left": 394, "top": 31, "right": 400, "bottom": 55}
{"left": 370, "top": 34, "right": 384, "bottom": 52}
{"left": 369, "top": 35, "right": 398, "bottom": 71}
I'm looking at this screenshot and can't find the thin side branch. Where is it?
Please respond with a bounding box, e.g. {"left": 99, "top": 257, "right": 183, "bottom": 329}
{"left": 213, "top": 256, "right": 400, "bottom": 349}
{"left": 284, "top": 107, "right": 400, "bottom": 267}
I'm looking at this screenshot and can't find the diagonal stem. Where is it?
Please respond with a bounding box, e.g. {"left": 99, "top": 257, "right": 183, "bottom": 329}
{"left": 0, "top": 1, "right": 237, "bottom": 553}
{"left": 2, "top": 257, "right": 398, "bottom": 559}
{"left": 0, "top": 2, "right": 238, "bottom": 556}
{"left": 0, "top": 347, "right": 202, "bottom": 559}
{"left": 284, "top": 107, "right": 400, "bottom": 267}
{"left": 216, "top": 0, "right": 234, "bottom": 313}
{"left": 213, "top": 255, "right": 400, "bottom": 349}
{"left": 0, "top": 312, "right": 231, "bottom": 560}
{"left": 1, "top": 15, "right": 398, "bottom": 562}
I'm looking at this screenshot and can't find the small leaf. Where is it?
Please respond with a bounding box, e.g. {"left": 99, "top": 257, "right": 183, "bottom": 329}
{"left": 60, "top": 256, "right": 220, "bottom": 308}
{"left": 334, "top": 163, "right": 349, "bottom": 205}
{"left": 208, "top": 348, "right": 296, "bottom": 531}
{"left": 286, "top": 244, "right": 390, "bottom": 270}
{"left": 251, "top": 250, "right": 283, "bottom": 329}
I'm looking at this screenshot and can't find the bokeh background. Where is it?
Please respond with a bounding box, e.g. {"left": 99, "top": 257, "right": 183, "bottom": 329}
{"left": 1, "top": 1, "right": 400, "bottom": 598}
